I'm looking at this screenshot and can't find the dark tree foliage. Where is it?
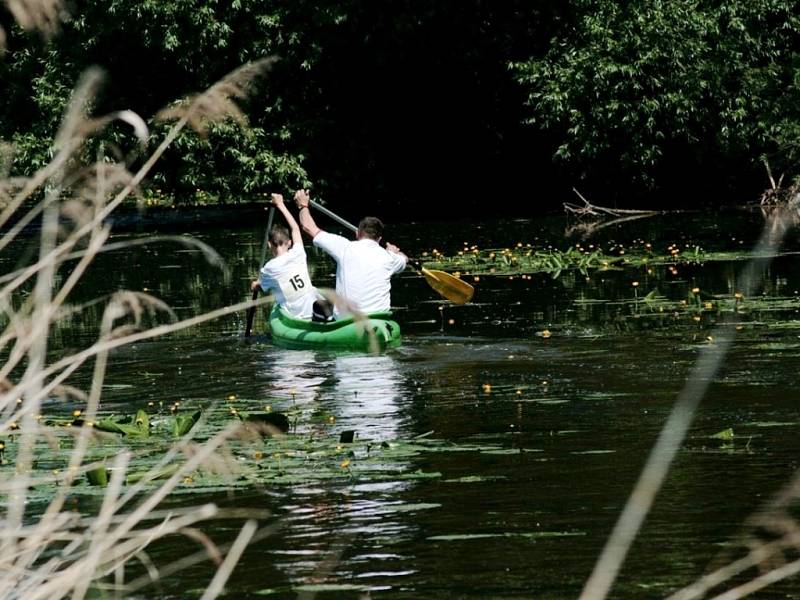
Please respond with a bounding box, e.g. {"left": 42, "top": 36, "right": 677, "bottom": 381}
{"left": 0, "top": 0, "right": 313, "bottom": 200}
{"left": 2, "top": 0, "right": 800, "bottom": 214}
{"left": 512, "top": 0, "right": 800, "bottom": 205}
{"left": 0, "top": 1, "right": 560, "bottom": 216}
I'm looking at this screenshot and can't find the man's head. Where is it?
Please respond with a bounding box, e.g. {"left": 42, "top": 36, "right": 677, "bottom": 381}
{"left": 357, "top": 216, "right": 384, "bottom": 241}
{"left": 268, "top": 224, "right": 292, "bottom": 255}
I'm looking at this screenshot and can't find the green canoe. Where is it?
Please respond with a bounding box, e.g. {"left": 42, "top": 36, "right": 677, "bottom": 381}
{"left": 268, "top": 306, "right": 401, "bottom": 351}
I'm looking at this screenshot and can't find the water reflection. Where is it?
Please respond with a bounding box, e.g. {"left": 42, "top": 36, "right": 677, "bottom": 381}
{"left": 251, "top": 351, "right": 418, "bottom": 595}
{"left": 270, "top": 488, "right": 418, "bottom": 596}
{"left": 261, "top": 349, "right": 324, "bottom": 404}
{"left": 328, "top": 354, "right": 405, "bottom": 440}
{"left": 259, "top": 349, "right": 406, "bottom": 441}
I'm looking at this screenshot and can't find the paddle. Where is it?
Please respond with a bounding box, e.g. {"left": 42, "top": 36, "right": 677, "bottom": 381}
{"left": 244, "top": 205, "right": 275, "bottom": 337}
{"left": 308, "top": 199, "right": 474, "bottom": 305}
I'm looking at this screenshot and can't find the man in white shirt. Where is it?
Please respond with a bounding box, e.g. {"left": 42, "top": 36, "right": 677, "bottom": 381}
{"left": 294, "top": 189, "right": 407, "bottom": 316}
{"left": 250, "top": 194, "right": 331, "bottom": 321}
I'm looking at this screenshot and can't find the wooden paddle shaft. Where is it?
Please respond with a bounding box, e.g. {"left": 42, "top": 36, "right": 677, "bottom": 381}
{"left": 308, "top": 198, "right": 420, "bottom": 271}
{"left": 245, "top": 206, "right": 276, "bottom": 337}
{"left": 309, "top": 199, "right": 358, "bottom": 234}
{"left": 244, "top": 287, "right": 259, "bottom": 337}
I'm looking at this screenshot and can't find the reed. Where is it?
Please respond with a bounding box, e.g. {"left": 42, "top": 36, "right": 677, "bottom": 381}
{"left": 0, "top": 12, "right": 277, "bottom": 594}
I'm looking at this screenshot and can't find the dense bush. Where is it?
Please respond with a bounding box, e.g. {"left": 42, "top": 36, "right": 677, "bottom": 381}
{"left": 512, "top": 0, "right": 800, "bottom": 196}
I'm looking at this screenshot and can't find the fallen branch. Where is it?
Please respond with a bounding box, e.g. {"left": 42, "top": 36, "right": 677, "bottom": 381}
{"left": 564, "top": 213, "right": 655, "bottom": 238}
{"left": 564, "top": 188, "right": 659, "bottom": 219}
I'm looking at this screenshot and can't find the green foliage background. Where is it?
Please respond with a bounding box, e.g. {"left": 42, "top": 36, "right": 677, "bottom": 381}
{"left": 2, "top": 0, "right": 800, "bottom": 211}
{"left": 512, "top": 0, "right": 800, "bottom": 195}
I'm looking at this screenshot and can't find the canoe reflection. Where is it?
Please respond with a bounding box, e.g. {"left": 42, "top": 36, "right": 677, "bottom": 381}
{"left": 264, "top": 350, "right": 406, "bottom": 440}
{"left": 263, "top": 349, "right": 325, "bottom": 403}
{"left": 261, "top": 352, "right": 417, "bottom": 592}
{"left": 329, "top": 354, "right": 404, "bottom": 440}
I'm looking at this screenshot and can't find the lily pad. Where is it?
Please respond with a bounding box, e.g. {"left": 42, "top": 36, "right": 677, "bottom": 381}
{"left": 710, "top": 428, "right": 735, "bottom": 440}
{"left": 172, "top": 410, "right": 202, "bottom": 437}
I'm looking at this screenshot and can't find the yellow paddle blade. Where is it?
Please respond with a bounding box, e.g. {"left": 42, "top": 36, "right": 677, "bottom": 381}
{"left": 420, "top": 267, "right": 475, "bottom": 305}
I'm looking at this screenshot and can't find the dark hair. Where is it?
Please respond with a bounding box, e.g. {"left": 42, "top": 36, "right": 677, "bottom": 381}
{"left": 358, "top": 216, "right": 384, "bottom": 240}
{"left": 269, "top": 224, "right": 292, "bottom": 247}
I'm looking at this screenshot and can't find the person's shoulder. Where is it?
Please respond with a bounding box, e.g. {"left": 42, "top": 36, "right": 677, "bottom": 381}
{"left": 260, "top": 258, "right": 278, "bottom": 278}
{"left": 380, "top": 245, "right": 406, "bottom": 269}
{"left": 353, "top": 238, "right": 380, "bottom": 249}
{"left": 263, "top": 255, "right": 280, "bottom": 269}
{"left": 388, "top": 250, "right": 407, "bottom": 266}
{"left": 314, "top": 230, "right": 347, "bottom": 242}
{"left": 314, "top": 230, "right": 350, "bottom": 250}
{"left": 263, "top": 252, "right": 291, "bottom": 274}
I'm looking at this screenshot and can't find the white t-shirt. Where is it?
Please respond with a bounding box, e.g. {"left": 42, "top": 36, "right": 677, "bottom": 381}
{"left": 259, "top": 244, "right": 319, "bottom": 319}
{"left": 313, "top": 232, "right": 406, "bottom": 315}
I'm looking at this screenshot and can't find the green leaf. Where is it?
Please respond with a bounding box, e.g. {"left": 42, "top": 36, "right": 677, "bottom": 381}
{"left": 133, "top": 409, "right": 150, "bottom": 435}
{"left": 126, "top": 464, "right": 181, "bottom": 485}
{"left": 93, "top": 411, "right": 150, "bottom": 437}
{"left": 86, "top": 466, "right": 109, "bottom": 487}
{"left": 710, "top": 428, "right": 734, "bottom": 440}
{"left": 93, "top": 417, "right": 127, "bottom": 435}
{"left": 172, "top": 410, "right": 202, "bottom": 437}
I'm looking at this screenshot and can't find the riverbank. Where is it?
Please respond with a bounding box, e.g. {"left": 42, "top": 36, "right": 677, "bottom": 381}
{"left": 105, "top": 202, "right": 271, "bottom": 232}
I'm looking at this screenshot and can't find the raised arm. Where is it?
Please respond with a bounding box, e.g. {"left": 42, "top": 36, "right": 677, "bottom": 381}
{"left": 271, "top": 193, "right": 302, "bottom": 247}
{"left": 294, "top": 189, "right": 322, "bottom": 238}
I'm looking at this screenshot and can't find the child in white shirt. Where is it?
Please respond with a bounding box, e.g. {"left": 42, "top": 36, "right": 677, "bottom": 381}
{"left": 250, "top": 194, "right": 331, "bottom": 321}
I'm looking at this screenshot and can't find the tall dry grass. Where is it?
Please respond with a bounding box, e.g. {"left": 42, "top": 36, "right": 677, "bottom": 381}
{"left": 0, "top": 8, "right": 277, "bottom": 594}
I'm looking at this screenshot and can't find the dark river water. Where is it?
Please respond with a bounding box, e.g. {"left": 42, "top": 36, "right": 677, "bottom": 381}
{"left": 11, "top": 210, "right": 800, "bottom": 598}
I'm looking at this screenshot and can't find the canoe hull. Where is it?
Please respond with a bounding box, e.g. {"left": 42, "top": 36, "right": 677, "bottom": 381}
{"left": 268, "top": 306, "right": 401, "bottom": 351}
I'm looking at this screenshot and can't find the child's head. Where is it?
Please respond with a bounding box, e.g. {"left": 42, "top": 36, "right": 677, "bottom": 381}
{"left": 268, "top": 224, "right": 292, "bottom": 255}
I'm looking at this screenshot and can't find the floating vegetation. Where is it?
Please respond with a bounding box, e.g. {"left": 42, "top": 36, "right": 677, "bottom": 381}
{"left": 479, "top": 448, "right": 543, "bottom": 455}
{"left": 420, "top": 240, "right": 800, "bottom": 335}
{"left": 710, "top": 428, "right": 735, "bottom": 440}
{"left": 421, "top": 241, "right": 799, "bottom": 279}
{"left": 571, "top": 285, "right": 800, "bottom": 333}
{"left": 523, "top": 399, "right": 570, "bottom": 405}
{"left": 288, "top": 584, "right": 367, "bottom": 593}
{"left": 1, "top": 399, "right": 527, "bottom": 502}
{"left": 683, "top": 426, "right": 758, "bottom": 455}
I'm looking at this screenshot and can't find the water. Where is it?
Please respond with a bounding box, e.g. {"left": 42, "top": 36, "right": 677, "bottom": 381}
{"left": 8, "top": 211, "right": 800, "bottom": 598}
